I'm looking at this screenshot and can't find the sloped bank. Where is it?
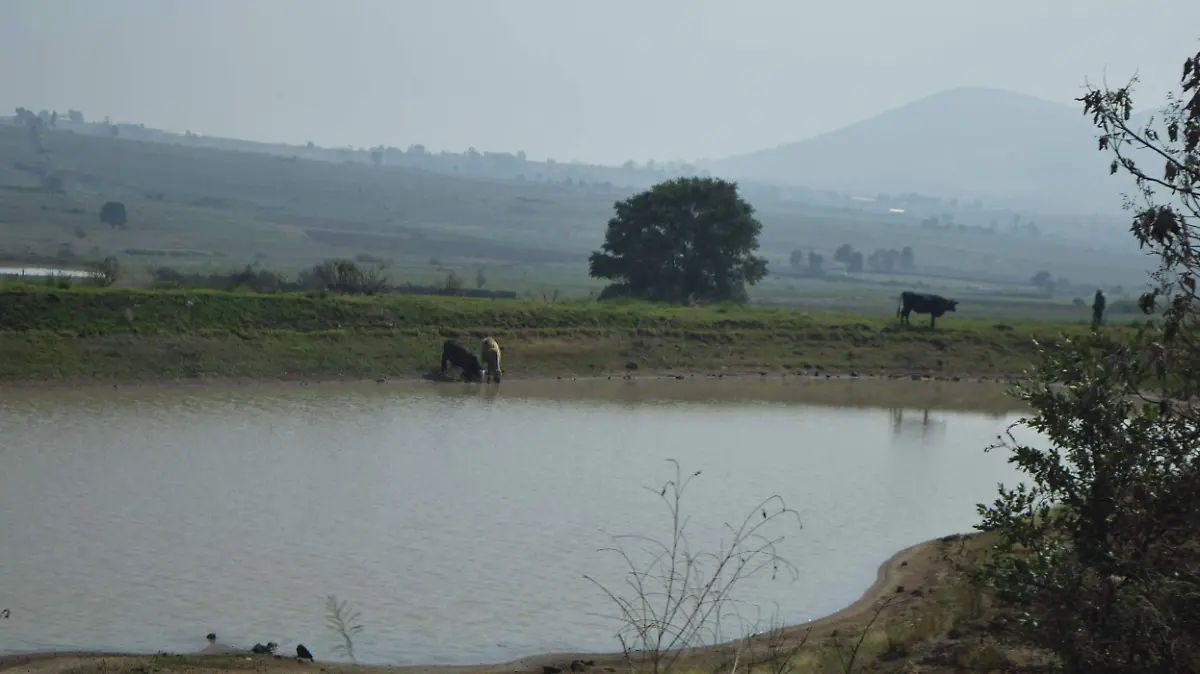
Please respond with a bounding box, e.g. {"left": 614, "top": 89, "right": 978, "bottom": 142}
{"left": 0, "top": 286, "right": 1097, "bottom": 384}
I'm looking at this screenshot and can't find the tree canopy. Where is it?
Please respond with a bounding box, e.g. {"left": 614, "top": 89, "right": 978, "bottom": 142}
{"left": 588, "top": 177, "right": 768, "bottom": 303}
{"left": 99, "top": 201, "right": 127, "bottom": 229}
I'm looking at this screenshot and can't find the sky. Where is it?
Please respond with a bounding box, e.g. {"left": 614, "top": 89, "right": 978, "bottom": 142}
{"left": 3, "top": 0, "right": 1199, "bottom": 166}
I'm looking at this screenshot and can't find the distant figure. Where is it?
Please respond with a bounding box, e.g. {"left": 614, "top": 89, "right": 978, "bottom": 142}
{"left": 441, "top": 340, "right": 485, "bottom": 382}
{"left": 251, "top": 642, "right": 278, "bottom": 655}
{"left": 481, "top": 337, "right": 503, "bottom": 383}
{"left": 206, "top": 633, "right": 217, "bottom": 642}
{"left": 1092, "top": 289, "right": 1107, "bottom": 327}
{"left": 897, "top": 291, "right": 959, "bottom": 329}
{"left": 296, "top": 644, "right": 314, "bottom": 661}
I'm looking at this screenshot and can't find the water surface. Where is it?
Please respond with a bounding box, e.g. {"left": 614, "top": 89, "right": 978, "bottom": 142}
{"left": 0, "top": 379, "right": 1035, "bottom": 665}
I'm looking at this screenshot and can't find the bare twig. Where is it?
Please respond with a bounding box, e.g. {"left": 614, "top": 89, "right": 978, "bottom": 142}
{"left": 752, "top": 605, "right": 811, "bottom": 674}
{"left": 832, "top": 595, "right": 910, "bottom": 674}
{"left": 324, "top": 594, "right": 365, "bottom": 662}
{"left": 584, "top": 459, "right": 803, "bottom": 674}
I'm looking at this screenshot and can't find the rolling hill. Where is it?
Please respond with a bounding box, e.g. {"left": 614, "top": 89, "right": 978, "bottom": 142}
{"left": 709, "top": 86, "right": 1151, "bottom": 214}
{"left": 0, "top": 108, "right": 1157, "bottom": 303}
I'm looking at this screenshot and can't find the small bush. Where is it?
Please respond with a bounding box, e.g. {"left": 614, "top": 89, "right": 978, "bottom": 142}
{"left": 42, "top": 275, "right": 73, "bottom": 290}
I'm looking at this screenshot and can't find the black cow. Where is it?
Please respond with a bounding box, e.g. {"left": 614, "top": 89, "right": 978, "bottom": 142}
{"left": 441, "top": 340, "right": 485, "bottom": 381}
{"left": 897, "top": 291, "right": 958, "bottom": 329}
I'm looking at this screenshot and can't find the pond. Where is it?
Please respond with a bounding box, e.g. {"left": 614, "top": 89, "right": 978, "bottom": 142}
{"left": 0, "top": 378, "right": 1036, "bottom": 665}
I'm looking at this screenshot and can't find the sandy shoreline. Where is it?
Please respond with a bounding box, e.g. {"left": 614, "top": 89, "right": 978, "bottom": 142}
{"left": 0, "top": 534, "right": 961, "bottom": 674}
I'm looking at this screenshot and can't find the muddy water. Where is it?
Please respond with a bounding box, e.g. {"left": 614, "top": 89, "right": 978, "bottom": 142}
{"left": 0, "top": 379, "right": 1035, "bottom": 665}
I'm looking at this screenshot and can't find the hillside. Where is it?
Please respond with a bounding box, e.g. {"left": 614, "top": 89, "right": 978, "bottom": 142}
{"left": 0, "top": 124, "right": 619, "bottom": 283}
{"left": 0, "top": 118, "right": 1155, "bottom": 310}
{"left": 710, "top": 87, "right": 1138, "bottom": 213}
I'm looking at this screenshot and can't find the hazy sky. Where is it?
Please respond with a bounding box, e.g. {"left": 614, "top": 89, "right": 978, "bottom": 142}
{"left": 3, "top": 0, "right": 1199, "bottom": 165}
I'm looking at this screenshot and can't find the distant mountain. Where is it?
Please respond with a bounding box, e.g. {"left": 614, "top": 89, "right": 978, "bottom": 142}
{"left": 709, "top": 86, "right": 1157, "bottom": 213}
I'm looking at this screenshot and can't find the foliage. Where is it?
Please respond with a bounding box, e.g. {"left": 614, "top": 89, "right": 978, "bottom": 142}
{"left": 1078, "top": 48, "right": 1200, "bottom": 375}
{"left": 584, "top": 459, "right": 801, "bottom": 674}
{"left": 99, "top": 201, "right": 127, "bottom": 229}
{"left": 588, "top": 177, "right": 768, "bottom": 304}
{"left": 865, "top": 248, "right": 902, "bottom": 274}
{"left": 833, "top": 244, "right": 864, "bottom": 274}
{"left": 298, "top": 259, "right": 390, "bottom": 295}
{"left": 975, "top": 333, "right": 1200, "bottom": 673}
{"left": 323, "top": 595, "right": 364, "bottom": 662}
{"left": 42, "top": 274, "right": 73, "bottom": 290}
{"left": 786, "top": 250, "right": 827, "bottom": 278}
{"left": 1030, "top": 270, "right": 1054, "bottom": 297}
{"left": 142, "top": 261, "right": 516, "bottom": 298}
{"left": 974, "top": 46, "right": 1200, "bottom": 674}
{"left": 806, "top": 251, "right": 824, "bottom": 276}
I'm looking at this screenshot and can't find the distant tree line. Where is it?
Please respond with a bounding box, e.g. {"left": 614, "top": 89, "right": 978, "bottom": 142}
{"left": 787, "top": 243, "right": 916, "bottom": 277}
{"left": 145, "top": 259, "right": 516, "bottom": 299}
{"left": 1029, "top": 271, "right": 1128, "bottom": 300}
{"left": 1029, "top": 270, "right": 1071, "bottom": 298}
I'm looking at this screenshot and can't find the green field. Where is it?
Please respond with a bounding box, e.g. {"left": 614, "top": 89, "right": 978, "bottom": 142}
{"left": 0, "top": 123, "right": 1153, "bottom": 317}
{"left": 0, "top": 284, "right": 1120, "bottom": 383}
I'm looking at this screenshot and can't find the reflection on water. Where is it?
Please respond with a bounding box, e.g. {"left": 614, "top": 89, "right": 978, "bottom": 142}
{"left": 0, "top": 379, "right": 1036, "bottom": 666}
{"left": 888, "top": 408, "right": 944, "bottom": 442}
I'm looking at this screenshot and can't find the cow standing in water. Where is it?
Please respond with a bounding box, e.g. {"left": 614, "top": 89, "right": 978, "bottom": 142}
{"left": 441, "top": 340, "right": 485, "bottom": 382}
{"left": 481, "top": 337, "right": 503, "bottom": 383}
{"left": 897, "top": 291, "right": 959, "bottom": 329}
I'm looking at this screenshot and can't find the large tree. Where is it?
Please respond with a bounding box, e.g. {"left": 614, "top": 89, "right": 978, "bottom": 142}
{"left": 588, "top": 177, "right": 768, "bottom": 303}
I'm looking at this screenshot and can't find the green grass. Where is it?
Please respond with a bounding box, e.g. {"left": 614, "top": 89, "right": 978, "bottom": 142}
{"left": 0, "top": 285, "right": 1120, "bottom": 383}
{"left": 0, "top": 123, "right": 1153, "bottom": 316}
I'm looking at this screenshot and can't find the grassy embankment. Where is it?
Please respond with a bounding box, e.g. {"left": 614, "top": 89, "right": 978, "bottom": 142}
{"left": 0, "top": 284, "right": 1115, "bottom": 383}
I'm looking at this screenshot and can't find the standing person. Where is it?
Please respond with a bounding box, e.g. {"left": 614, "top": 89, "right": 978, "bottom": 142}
{"left": 1092, "top": 288, "right": 1107, "bottom": 327}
